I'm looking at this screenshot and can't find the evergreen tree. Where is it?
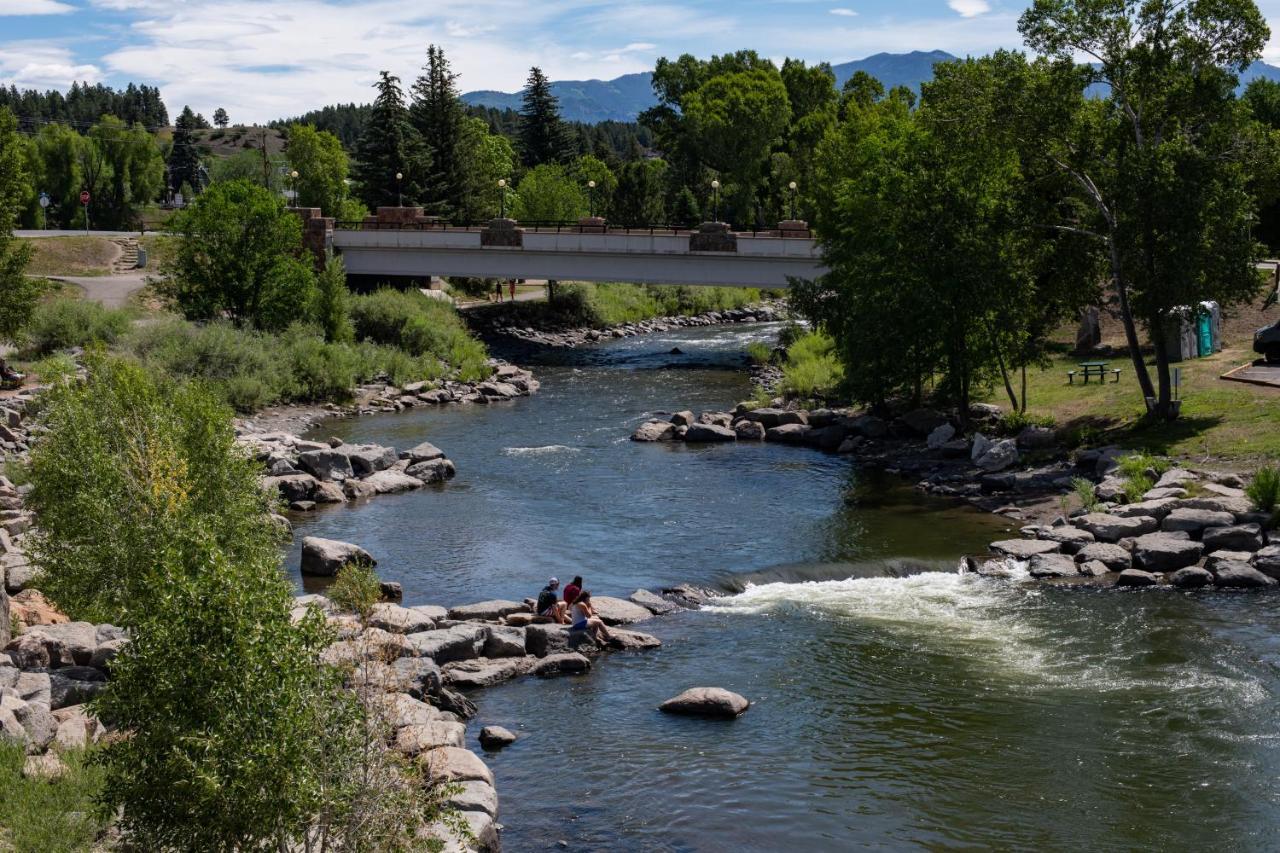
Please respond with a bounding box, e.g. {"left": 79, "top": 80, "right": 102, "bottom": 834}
{"left": 352, "top": 72, "right": 426, "bottom": 210}
{"left": 0, "top": 107, "right": 39, "bottom": 346}
{"left": 213, "top": 107, "right": 229, "bottom": 128}
{"left": 518, "top": 67, "right": 571, "bottom": 167}
{"left": 411, "top": 45, "right": 466, "bottom": 217}
{"left": 168, "top": 105, "right": 205, "bottom": 197}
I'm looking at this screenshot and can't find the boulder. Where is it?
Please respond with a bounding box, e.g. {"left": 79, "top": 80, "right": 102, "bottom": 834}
{"left": 406, "top": 458, "right": 457, "bottom": 483}
{"left": 296, "top": 449, "right": 354, "bottom": 482}
{"left": 420, "top": 746, "right": 495, "bottom": 787}
{"left": 342, "top": 478, "right": 378, "bottom": 501}
{"left": 1211, "top": 561, "right": 1278, "bottom": 589}
{"left": 375, "top": 692, "right": 441, "bottom": 728}
{"left": 659, "top": 687, "right": 750, "bottom": 719}
{"left": 1142, "top": 487, "right": 1187, "bottom": 501}
{"left": 1170, "top": 567, "right": 1214, "bottom": 589}
{"left": 632, "top": 420, "right": 677, "bottom": 442}
{"left": 390, "top": 657, "right": 444, "bottom": 701}
{"left": 23, "top": 753, "right": 67, "bottom": 780}
{"left": 683, "top": 423, "right": 737, "bottom": 443}
{"left": 395, "top": 721, "right": 467, "bottom": 755}
{"left": 48, "top": 667, "right": 106, "bottom": 710}
{"left": 1077, "top": 560, "right": 1112, "bottom": 578}
{"left": 263, "top": 473, "right": 318, "bottom": 503}
{"left": 1076, "top": 513, "right": 1158, "bottom": 542}
{"left": 1131, "top": 532, "right": 1204, "bottom": 573}
{"left": 733, "top": 419, "right": 766, "bottom": 441}
{"left": 1252, "top": 545, "right": 1280, "bottom": 579}
{"left": 533, "top": 652, "right": 592, "bottom": 677}
{"left": 312, "top": 481, "right": 346, "bottom": 504}
{"left": 1029, "top": 553, "right": 1079, "bottom": 579}
{"left": 1017, "top": 425, "right": 1057, "bottom": 450}
{"left": 5, "top": 622, "right": 97, "bottom": 668}
{"left": 844, "top": 414, "right": 888, "bottom": 439}
{"left": 447, "top": 600, "right": 528, "bottom": 622}
{"left": 16, "top": 671, "right": 51, "bottom": 705}
{"left": 409, "top": 604, "right": 449, "bottom": 622}
{"left": 444, "top": 657, "right": 536, "bottom": 689}
{"left": 765, "top": 423, "right": 811, "bottom": 445}
{"left": 405, "top": 441, "right": 446, "bottom": 463}
{"left": 14, "top": 699, "right": 56, "bottom": 749}
{"left": 368, "top": 603, "right": 436, "bottom": 634}
{"left": 1205, "top": 551, "right": 1257, "bottom": 574}
{"left": 630, "top": 589, "right": 679, "bottom": 615}
{"left": 1074, "top": 542, "right": 1133, "bottom": 573}
{"left": 338, "top": 443, "right": 398, "bottom": 476}
{"left": 1201, "top": 524, "right": 1265, "bottom": 554}
{"left": 478, "top": 726, "right": 517, "bottom": 749}
{"left": 523, "top": 623, "right": 571, "bottom": 658}
{"left": 1111, "top": 498, "right": 1179, "bottom": 520}
{"left": 1177, "top": 496, "right": 1254, "bottom": 516}
{"left": 698, "top": 412, "right": 734, "bottom": 428}
{"left": 607, "top": 629, "right": 662, "bottom": 651}
{"left": 1155, "top": 468, "right": 1199, "bottom": 489}
{"left": 670, "top": 410, "right": 696, "bottom": 427}
{"left": 589, "top": 596, "right": 653, "bottom": 625}
{"left": 975, "top": 439, "right": 1019, "bottom": 473}
{"left": 300, "top": 537, "right": 374, "bottom": 577}
{"left": 1115, "top": 569, "right": 1160, "bottom": 588}
{"left": 898, "top": 408, "right": 948, "bottom": 437}
{"left": 482, "top": 625, "right": 527, "bottom": 658}
{"left": 927, "top": 423, "right": 956, "bottom": 450}
{"left": 362, "top": 470, "right": 424, "bottom": 494}
{"left": 1162, "top": 508, "right": 1236, "bottom": 536}
{"left": 52, "top": 705, "right": 100, "bottom": 751}
{"left": 745, "top": 408, "right": 807, "bottom": 429}
{"left": 447, "top": 780, "right": 500, "bottom": 822}
{"left": 989, "top": 539, "right": 1061, "bottom": 559}
{"left": 407, "top": 625, "right": 489, "bottom": 664}
{"left": 1036, "top": 526, "right": 1095, "bottom": 553}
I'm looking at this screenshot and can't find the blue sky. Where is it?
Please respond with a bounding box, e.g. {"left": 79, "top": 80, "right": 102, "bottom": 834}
{"left": 3, "top": 0, "right": 1280, "bottom": 123}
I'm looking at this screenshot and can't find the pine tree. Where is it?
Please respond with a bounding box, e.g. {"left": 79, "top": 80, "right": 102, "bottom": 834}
{"left": 213, "top": 107, "right": 229, "bottom": 129}
{"left": 411, "top": 45, "right": 466, "bottom": 218}
{"left": 168, "top": 106, "right": 205, "bottom": 197}
{"left": 518, "top": 67, "right": 571, "bottom": 168}
{"left": 352, "top": 72, "right": 427, "bottom": 210}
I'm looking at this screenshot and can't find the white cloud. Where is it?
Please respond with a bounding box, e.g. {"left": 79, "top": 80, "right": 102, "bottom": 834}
{"left": 0, "top": 41, "right": 101, "bottom": 89}
{"left": 0, "top": 0, "right": 73, "bottom": 14}
{"left": 829, "top": 8, "right": 857, "bottom": 17}
{"left": 948, "top": 0, "right": 991, "bottom": 18}
{"left": 620, "top": 42, "right": 656, "bottom": 53}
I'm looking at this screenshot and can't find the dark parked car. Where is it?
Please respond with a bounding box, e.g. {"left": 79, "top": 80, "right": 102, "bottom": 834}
{"left": 1256, "top": 320, "right": 1280, "bottom": 364}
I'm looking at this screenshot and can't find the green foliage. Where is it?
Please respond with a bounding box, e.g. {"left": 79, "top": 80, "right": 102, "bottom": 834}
{"left": 411, "top": 45, "right": 468, "bottom": 217}
{"left": 996, "top": 411, "right": 1057, "bottom": 436}
{"left": 1116, "top": 455, "right": 1170, "bottom": 504}
{"left": 168, "top": 105, "right": 205, "bottom": 197}
{"left": 328, "top": 560, "right": 382, "bottom": 621}
{"left": 611, "top": 158, "right": 668, "bottom": 224}
{"left": 159, "top": 179, "right": 318, "bottom": 331}
{"left": 348, "top": 288, "right": 490, "bottom": 381}
{"left": 29, "top": 352, "right": 78, "bottom": 384}
{"left": 0, "top": 743, "right": 109, "bottom": 853}
{"left": 0, "top": 107, "right": 37, "bottom": 345}
{"left": 1246, "top": 466, "right": 1280, "bottom": 513}
{"left": 511, "top": 163, "right": 587, "bottom": 222}
{"left": 286, "top": 123, "right": 353, "bottom": 216}
{"left": 81, "top": 115, "right": 166, "bottom": 230}
{"left": 456, "top": 117, "right": 516, "bottom": 221}
{"left": 314, "top": 253, "right": 354, "bottom": 343}
{"left": 523, "top": 282, "right": 760, "bottom": 328}
{"left": 1072, "top": 476, "right": 1100, "bottom": 512}
{"left": 353, "top": 72, "right": 427, "bottom": 210}
{"left": 778, "top": 330, "right": 843, "bottom": 401}
{"left": 746, "top": 341, "right": 772, "bottom": 365}
{"left": 519, "top": 66, "right": 572, "bottom": 167}
{"left": 22, "top": 297, "right": 131, "bottom": 354}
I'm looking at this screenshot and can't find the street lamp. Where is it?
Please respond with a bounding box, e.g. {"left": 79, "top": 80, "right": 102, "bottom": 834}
{"left": 788, "top": 180, "right": 798, "bottom": 221}
{"left": 498, "top": 178, "right": 507, "bottom": 219}
{"left": 710, "top": 179, "right": 720, "bottom": 224}
{"left": 290, "top": 170, "right": 299, "bottom": 207}
{"left": 588, "top": 179, "right": 596, "bottom": 218}
{"left": 395, "top": 172, "right": 403, "bottom": 207}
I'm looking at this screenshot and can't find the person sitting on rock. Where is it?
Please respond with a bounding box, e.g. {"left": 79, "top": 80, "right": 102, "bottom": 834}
{"left": 536, "top": 577, "right": 568, "bottom": 624}
{"left": 0, "top": 357, "right": 22, "bottom": 389}
{"left": 569, "top": 591, "right": 612, "bottom": 645}
{"left": 563, "top": 575, "right": 583, "bottom": 607}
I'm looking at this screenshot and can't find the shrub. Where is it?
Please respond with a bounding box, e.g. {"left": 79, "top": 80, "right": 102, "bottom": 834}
{"left": 996, "top": 411, "right": 1057, "bottom": 437}
{"left": 447, "top": 276, "right": 497, "bottom": 299}
{"left": 779, "top": 331, "right": 843, "bottom": 401}
{"left": 746, "top": 341, "right": 772, "bottom": 365}
{"left": 1247, "top": 466, "right": 1280, "bottom": 513}
{"left": 349, "top": 288, "right": 489, "bottom": 381}
{"left": 1072, "top": 476, "right": 1099, "bottom": 511}
{"left": 29, "top": 352, "right": 77, "bottom": 384}
{"left": 23, "top": 297, "right": 130, "bottom": 354}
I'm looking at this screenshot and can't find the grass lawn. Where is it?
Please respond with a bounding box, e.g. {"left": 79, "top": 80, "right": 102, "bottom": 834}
{"left": 982, "top": 344, "right": 1280, "bottom": 465}
{"left": 21, "top": 237, "right": 118, "bottom": 277}
{"left": 0, "top": 743, "right": 110, "bottom": 852}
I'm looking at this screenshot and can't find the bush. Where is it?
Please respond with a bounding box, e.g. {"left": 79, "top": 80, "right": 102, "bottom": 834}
{"left": 779, "top": 331, "right": 843, "bottom": 401}
{"left": 349, "top": 288, "right": 489, "bottom": 381}
{"left": 1072, "top": 476, "right": 1099, "bottom": 511}
{"left": 996, "top": 411, "right": 1057, "bottom": 437}
{"left": 447, "top": 276, "right": 497, "bottom": 299}
{"left": 23, "top": 297, "right": 130, "bottom": 354}
{"left": 746, "top": 341, "right": 772, "bottom": 365}
{"left": 1247, "top": 466, "right": 1280, "bottom": 513}
{"left": 28, "top": 352, "right": 77, "bottom": 384}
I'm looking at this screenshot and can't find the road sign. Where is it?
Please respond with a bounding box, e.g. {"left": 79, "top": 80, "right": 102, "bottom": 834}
{"left": 80, "top": 190, "right": 90, "bottom": 205}
{"left": 38, "top": 193, "right": 49, "bottom": 208}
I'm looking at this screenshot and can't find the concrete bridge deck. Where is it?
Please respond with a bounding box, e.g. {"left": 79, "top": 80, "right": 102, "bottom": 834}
{"left": 330, "top": 221, "right": 827, "bottom": 289}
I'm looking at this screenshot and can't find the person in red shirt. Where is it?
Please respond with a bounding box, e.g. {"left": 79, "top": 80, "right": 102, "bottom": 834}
{"left": 563, "top": 576, "right": 583, "bottom": 605}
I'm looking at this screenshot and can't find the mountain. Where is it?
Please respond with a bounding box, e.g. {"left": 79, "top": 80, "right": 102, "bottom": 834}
{"left": 458, "top": 52, "right": 1280, "bottom": 125}
{"left": 462, "top": 72, "right": 656, "bottom": 124}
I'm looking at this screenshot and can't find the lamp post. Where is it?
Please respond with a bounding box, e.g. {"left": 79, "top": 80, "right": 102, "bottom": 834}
{"left": 498, "top": 178, "right": 507, "bottom": 219}
{"left": 290, "top": 170, "right": 299, "bottom": 207}
{"left": 710, "top": 179, "right": 720, "bottom": 224}
{"left": 394, "top": 172, "right": 403, "bottom": 207}
{"left": 788, "top": 180, "right": 797, "bottom": 221}
{"left": 588, "top": 179, "right": 596, "bottom": 218}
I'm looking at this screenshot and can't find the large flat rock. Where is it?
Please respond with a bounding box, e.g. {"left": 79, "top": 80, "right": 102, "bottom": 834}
{"left": 989, "top": 539, "right": 1061, "bottom": 559}
{"left": 1075, "top": 513, "right": 1158, "bottom": 542}
{"left": 1132, "top": 532, "right": 1204, "bottom": 573}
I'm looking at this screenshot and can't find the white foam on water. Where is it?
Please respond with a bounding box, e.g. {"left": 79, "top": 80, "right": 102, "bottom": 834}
{"left": 501, "top": 445, "right": 579, "bottom": 456}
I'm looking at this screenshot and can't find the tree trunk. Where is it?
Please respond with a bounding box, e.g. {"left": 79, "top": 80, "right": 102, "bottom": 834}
{"left": 547, "top": 279, "right": 557, "bottom": 302}
{"left": 1020, "top": 364, "right": 1028, "bottom": 414}
{"left": 1150, "top": 316, "right": 1175, "bottom": 419}
{"left": 1109, "top": 241, "right": 1156, "bottom": 405}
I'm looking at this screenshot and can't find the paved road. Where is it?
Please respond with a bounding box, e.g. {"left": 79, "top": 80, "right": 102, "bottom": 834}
{"left": 53, "top": 274, "right": 149, "bottom": 308}
{"left": 16, "top": 229, "right": 148, "bottom": 238}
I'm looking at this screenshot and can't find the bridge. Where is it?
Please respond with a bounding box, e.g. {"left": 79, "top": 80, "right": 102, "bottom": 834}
{"left": 310, "top": 209, "right": 827, "bottom": 289}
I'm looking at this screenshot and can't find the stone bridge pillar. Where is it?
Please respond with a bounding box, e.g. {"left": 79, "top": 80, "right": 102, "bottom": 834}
{"left": 777, "top": 219, "right": 811, "bottom": 238}
{"left": 690, "top": 221, "right": 737, "bottom": 252}
{"left": 481, "top": 218, "right": 523, "bottom": 247}
{"left": 290, "top": 207, "right": 333, "bottom": 268}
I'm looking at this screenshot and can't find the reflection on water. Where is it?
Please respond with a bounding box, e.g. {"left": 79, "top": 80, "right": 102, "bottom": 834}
{"left": 286, "top": 323, "right": 1280, "bottom": 851}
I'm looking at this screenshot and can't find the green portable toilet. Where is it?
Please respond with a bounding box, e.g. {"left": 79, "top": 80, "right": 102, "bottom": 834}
{"left": 1196, "top": 312, "right": 1212, "bottom": 357}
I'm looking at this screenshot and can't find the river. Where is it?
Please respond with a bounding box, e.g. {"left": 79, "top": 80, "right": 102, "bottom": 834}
{"left": 285, "top": 323, "right": 1280, "bottom": 851}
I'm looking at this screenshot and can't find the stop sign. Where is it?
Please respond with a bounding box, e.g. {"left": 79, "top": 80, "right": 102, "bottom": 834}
{"left": 79, "top": 190, "right": 90, "bottom": 205}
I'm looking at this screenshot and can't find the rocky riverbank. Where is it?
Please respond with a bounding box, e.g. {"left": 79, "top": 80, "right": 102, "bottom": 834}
{"left": 470, "top": 300, "right": 788, "bottom": 349}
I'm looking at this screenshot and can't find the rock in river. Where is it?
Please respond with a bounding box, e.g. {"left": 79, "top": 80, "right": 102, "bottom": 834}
{"left": 589, "top": 596, "right": 654, "bottom": 625}
{"left": 1115, "top": 569, "right": 1160, "bottom": 588}
{"left": 1211, "top": 562, "right": 1278, "bottom": 589}
{"left": 447, "top": 600, "right": 529, "bottom": 621}
{"left": 479, "top": 725, "right": 517, "bottom": 749}
{"left": 989, "top": 539, "right": 1061, "bottom": 559}
{"left": 683, "top": 423, "right": 737, "bottom": 443}
{"left": 659, "top": 687, "right": 750, "bottom": 719}
{"left": 632, "top": 419, "right": 677, "bottom": 442}
{"left": 300, "top": 537, "right": 375, "bottom": 577}
{"left": 1076, "top": 513, "right": 1158, "bottom": 542}
{"left": 1131, "top": 532, "right": 1203, "bottom": 573}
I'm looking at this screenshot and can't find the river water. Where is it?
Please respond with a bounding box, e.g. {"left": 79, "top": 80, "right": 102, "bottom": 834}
{"left": 286, "top": 323, "right": 1280, "bottom": 851}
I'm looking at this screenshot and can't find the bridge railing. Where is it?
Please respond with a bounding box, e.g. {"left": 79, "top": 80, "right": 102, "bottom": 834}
{"left": 331, "top": 219, "right": 806, "bottom": 238}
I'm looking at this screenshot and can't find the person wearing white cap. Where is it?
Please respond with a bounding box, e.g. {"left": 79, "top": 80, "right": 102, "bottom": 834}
{"left": 535, "top": 577, "right": 568, "bottom": 623}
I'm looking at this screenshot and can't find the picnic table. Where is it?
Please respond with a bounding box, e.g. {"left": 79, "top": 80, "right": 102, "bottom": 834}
{"left": 1069, "top": 361, "right": 1121, "bottom": 384}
